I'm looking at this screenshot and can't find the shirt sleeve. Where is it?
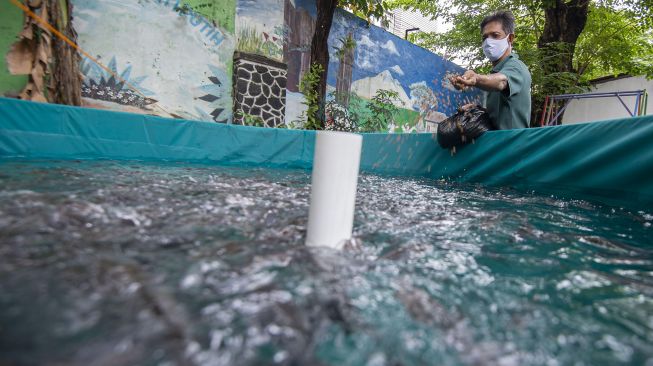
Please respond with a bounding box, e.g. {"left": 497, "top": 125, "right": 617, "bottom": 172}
{"left": 498, "top": 63, "right": 524, "bottom": 98}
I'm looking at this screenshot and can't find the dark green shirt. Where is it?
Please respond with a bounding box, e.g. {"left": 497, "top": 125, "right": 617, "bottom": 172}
{"left": 486, "top": 53, "right": 531, "bottom": 129}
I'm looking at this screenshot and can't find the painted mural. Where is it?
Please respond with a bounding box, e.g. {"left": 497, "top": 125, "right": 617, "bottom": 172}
{"left": 282, "top": 0, "right": 314, "bottom": 125}
{"left": 72, "top": 0, "right": 236, "bottom": 122}
{"left": 283, "top": 1, "right": 484, "bottom": 132}
{"left": 232, "top": 0, "right": 288, "bottom": 127}
{"left": 236, "top": 0, "right": 285, "bottom": 61}
{"left": 1, "top": 0, "right": 485, "bottom": 130}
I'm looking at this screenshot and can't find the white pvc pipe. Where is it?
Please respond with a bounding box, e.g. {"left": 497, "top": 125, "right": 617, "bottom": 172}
{"left": 305, "top": 131, "right": 363, "bottom": 250}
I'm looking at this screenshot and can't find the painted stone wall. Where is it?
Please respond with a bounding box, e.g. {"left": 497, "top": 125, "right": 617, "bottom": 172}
{"left": 233, "top": 52, "right": 287, "bottom": 127}
{"left": 72, "top": 0, "right": 236, "bottom": 122}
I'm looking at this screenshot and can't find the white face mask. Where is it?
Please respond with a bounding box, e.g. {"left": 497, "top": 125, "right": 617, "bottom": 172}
{"left": 482, "top": 35, "right": 510, "bottom": 62}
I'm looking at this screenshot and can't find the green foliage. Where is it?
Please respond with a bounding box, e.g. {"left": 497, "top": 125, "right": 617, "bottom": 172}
{"left": 393, "top": 106, "right": 421, "bottom": 131}
{"left": 297, "top": 63, "right": 325, "bottom": 130}
{"left": 325, "top": 99, "right": 357, "bottom": 131}
{"left": 335, "top": 34, "right": 357, "bottom": 58}
{"left": 347, "top": 93, "right": 374, "bottom": 129}
{"left": 360, "top": 89, "right": 400, "bottom": 132}
{"left": 180, "top": 0, "right": 236, "bottom": 33}
{"left": 575, "top": 5, "right": 653, "bottom": 79}
{"left": 237, "top": 25, "right": 283, "bottom": 60}
{"left": 236, "top": 111, "right": 266, "bottom": 127}
{"left": 281, "top": 119, "right": 303, "bottom": 129}
{"left": 326, "top": 90, "right": 414, "bottom": 132}
{"left": 345, "top": 0, "right": 392, "bottom": 26}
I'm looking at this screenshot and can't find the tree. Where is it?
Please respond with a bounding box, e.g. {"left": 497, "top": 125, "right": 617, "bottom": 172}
{"left": 388, "top": 0, "right": 652, "bottom": 124}
{"left": 309, "top": 0, "right": 389, "bottom": 128}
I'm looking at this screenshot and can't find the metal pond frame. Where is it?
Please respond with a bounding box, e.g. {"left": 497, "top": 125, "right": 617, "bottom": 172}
{"left": 540, "top": 90, "right": 648, "bottom": 127}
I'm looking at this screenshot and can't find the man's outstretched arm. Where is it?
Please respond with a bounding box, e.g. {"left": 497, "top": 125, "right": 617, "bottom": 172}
{"left": 450, "top": 70, "right": 508, "bottom": 92}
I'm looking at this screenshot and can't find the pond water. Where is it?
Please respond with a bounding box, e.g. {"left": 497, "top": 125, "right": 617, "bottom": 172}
{"left": 1, "top": 160, "right": 652, "bottom": 366}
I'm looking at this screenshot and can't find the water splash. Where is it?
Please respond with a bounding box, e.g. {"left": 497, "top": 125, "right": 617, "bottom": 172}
{"left": 0, "top": 160, "right": 652, "bottom": 365}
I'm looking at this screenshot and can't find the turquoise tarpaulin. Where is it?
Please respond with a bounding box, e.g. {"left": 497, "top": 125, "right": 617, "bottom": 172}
{"left": 1, "top": 97, "right": 652, "bottom": 208}
{"left": 0, "top": 98, "right": 315, "bottom": 169}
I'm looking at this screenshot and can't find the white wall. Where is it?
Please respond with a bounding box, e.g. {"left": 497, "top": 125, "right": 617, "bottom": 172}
{"left": 562, "top": 75, "right": 652, "bottom": 125}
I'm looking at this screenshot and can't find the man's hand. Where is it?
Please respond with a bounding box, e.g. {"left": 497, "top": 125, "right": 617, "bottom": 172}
{"left": 450, "top": 71, "right": 509, "bottom": 93}
{"left": 459, "top": 103, "right": 476, "bottom": 112}
{"left": 449, "top": 70, "right": 479, "bottom": 91}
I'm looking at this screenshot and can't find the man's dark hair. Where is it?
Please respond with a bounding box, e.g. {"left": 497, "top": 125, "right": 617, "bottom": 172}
{"left": 480, "top": 11, "right": 515, "bottom": 34}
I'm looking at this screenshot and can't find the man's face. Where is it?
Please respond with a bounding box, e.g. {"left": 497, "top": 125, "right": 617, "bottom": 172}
{"left": 482, "top": 21, "right": 508, "bottom": 41}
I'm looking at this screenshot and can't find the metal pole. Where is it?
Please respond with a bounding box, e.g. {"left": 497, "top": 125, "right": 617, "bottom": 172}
{"left": 540, "top": 96, "right": 549, "bottom": 127}
{"left": 643, "top": 91, "right": 648, "bottom": 115}
{"left": 615, "top": 94, "right": 634, "bottom": 117}
{"left": 546, "top": 97, "right": 556, "bottom": 126}
{"left": 551, "top": 99, "right": 572, "bottom": 125}
{"left": 541, "top": 90, "right": 648, "bottom": 122}
{"left": 550, "top": 90, "right": 643, "bottom": 99}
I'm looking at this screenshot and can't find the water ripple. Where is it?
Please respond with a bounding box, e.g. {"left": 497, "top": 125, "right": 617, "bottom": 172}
{"left": 0, "top": 160, "right": 652, "bottom": 366}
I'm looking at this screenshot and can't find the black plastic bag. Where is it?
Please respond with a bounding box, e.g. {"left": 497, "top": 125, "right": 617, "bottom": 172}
{"left": 437, "top": 105, "right": 495, "bottom": 149}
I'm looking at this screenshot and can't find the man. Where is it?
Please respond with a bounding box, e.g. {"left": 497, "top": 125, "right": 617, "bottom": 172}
{"left": 449, "top": 11, "right": 531, "bottom": 129}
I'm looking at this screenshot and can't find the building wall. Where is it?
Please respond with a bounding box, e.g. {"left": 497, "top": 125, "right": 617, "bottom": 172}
{"left": 562, "top": 76, "right": 652, "bottom": 125}
{"left": 384, "top": 8, "right": 442, "bottom": 39}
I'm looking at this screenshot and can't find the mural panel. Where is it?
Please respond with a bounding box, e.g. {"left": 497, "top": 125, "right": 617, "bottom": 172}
{"left": 70, "top": 0, "right": 481, "bottom": 130}
{"left": 182, "top": 0, "right": 236, "bottom": 34}
{"left": 72, "top": 0, "right": 236, "bottom": 122}
{"left": 283, "top": 1, "right": 484, "bottom": 132}
{"left": 282, "top": 0, "right": 315, "bottom": 125}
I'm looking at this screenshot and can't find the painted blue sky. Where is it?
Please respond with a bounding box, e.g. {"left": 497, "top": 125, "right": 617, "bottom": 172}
{"left": 237, "top": 0, "right": 283, "bottom": 27}
{"left": 323, "top": 9, "right": 483, "bottom": 114}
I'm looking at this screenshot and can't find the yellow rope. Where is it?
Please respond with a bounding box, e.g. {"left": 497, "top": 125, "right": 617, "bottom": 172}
{"left": 9, "top": 0, "right": 173, "bottom": 116}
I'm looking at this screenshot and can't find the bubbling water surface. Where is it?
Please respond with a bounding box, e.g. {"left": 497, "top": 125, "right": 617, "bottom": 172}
{"left": 0, "top": 160, "right": 652, "bottom": 365}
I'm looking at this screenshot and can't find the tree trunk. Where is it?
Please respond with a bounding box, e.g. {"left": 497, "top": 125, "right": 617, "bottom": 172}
{"left": 532, "top": 0, "right": 590, "bottom": 125}
{"left": 537, "top": 0, "right": 590, "bottom": 73}
{"left": 49, "top": 0, "right": 82, "bottom": 106}
{"left": 8, "top": 0, "right": 81, "bottom": 105}
{"left": 310, "top": 0, "right": 338, "bottom": 128}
